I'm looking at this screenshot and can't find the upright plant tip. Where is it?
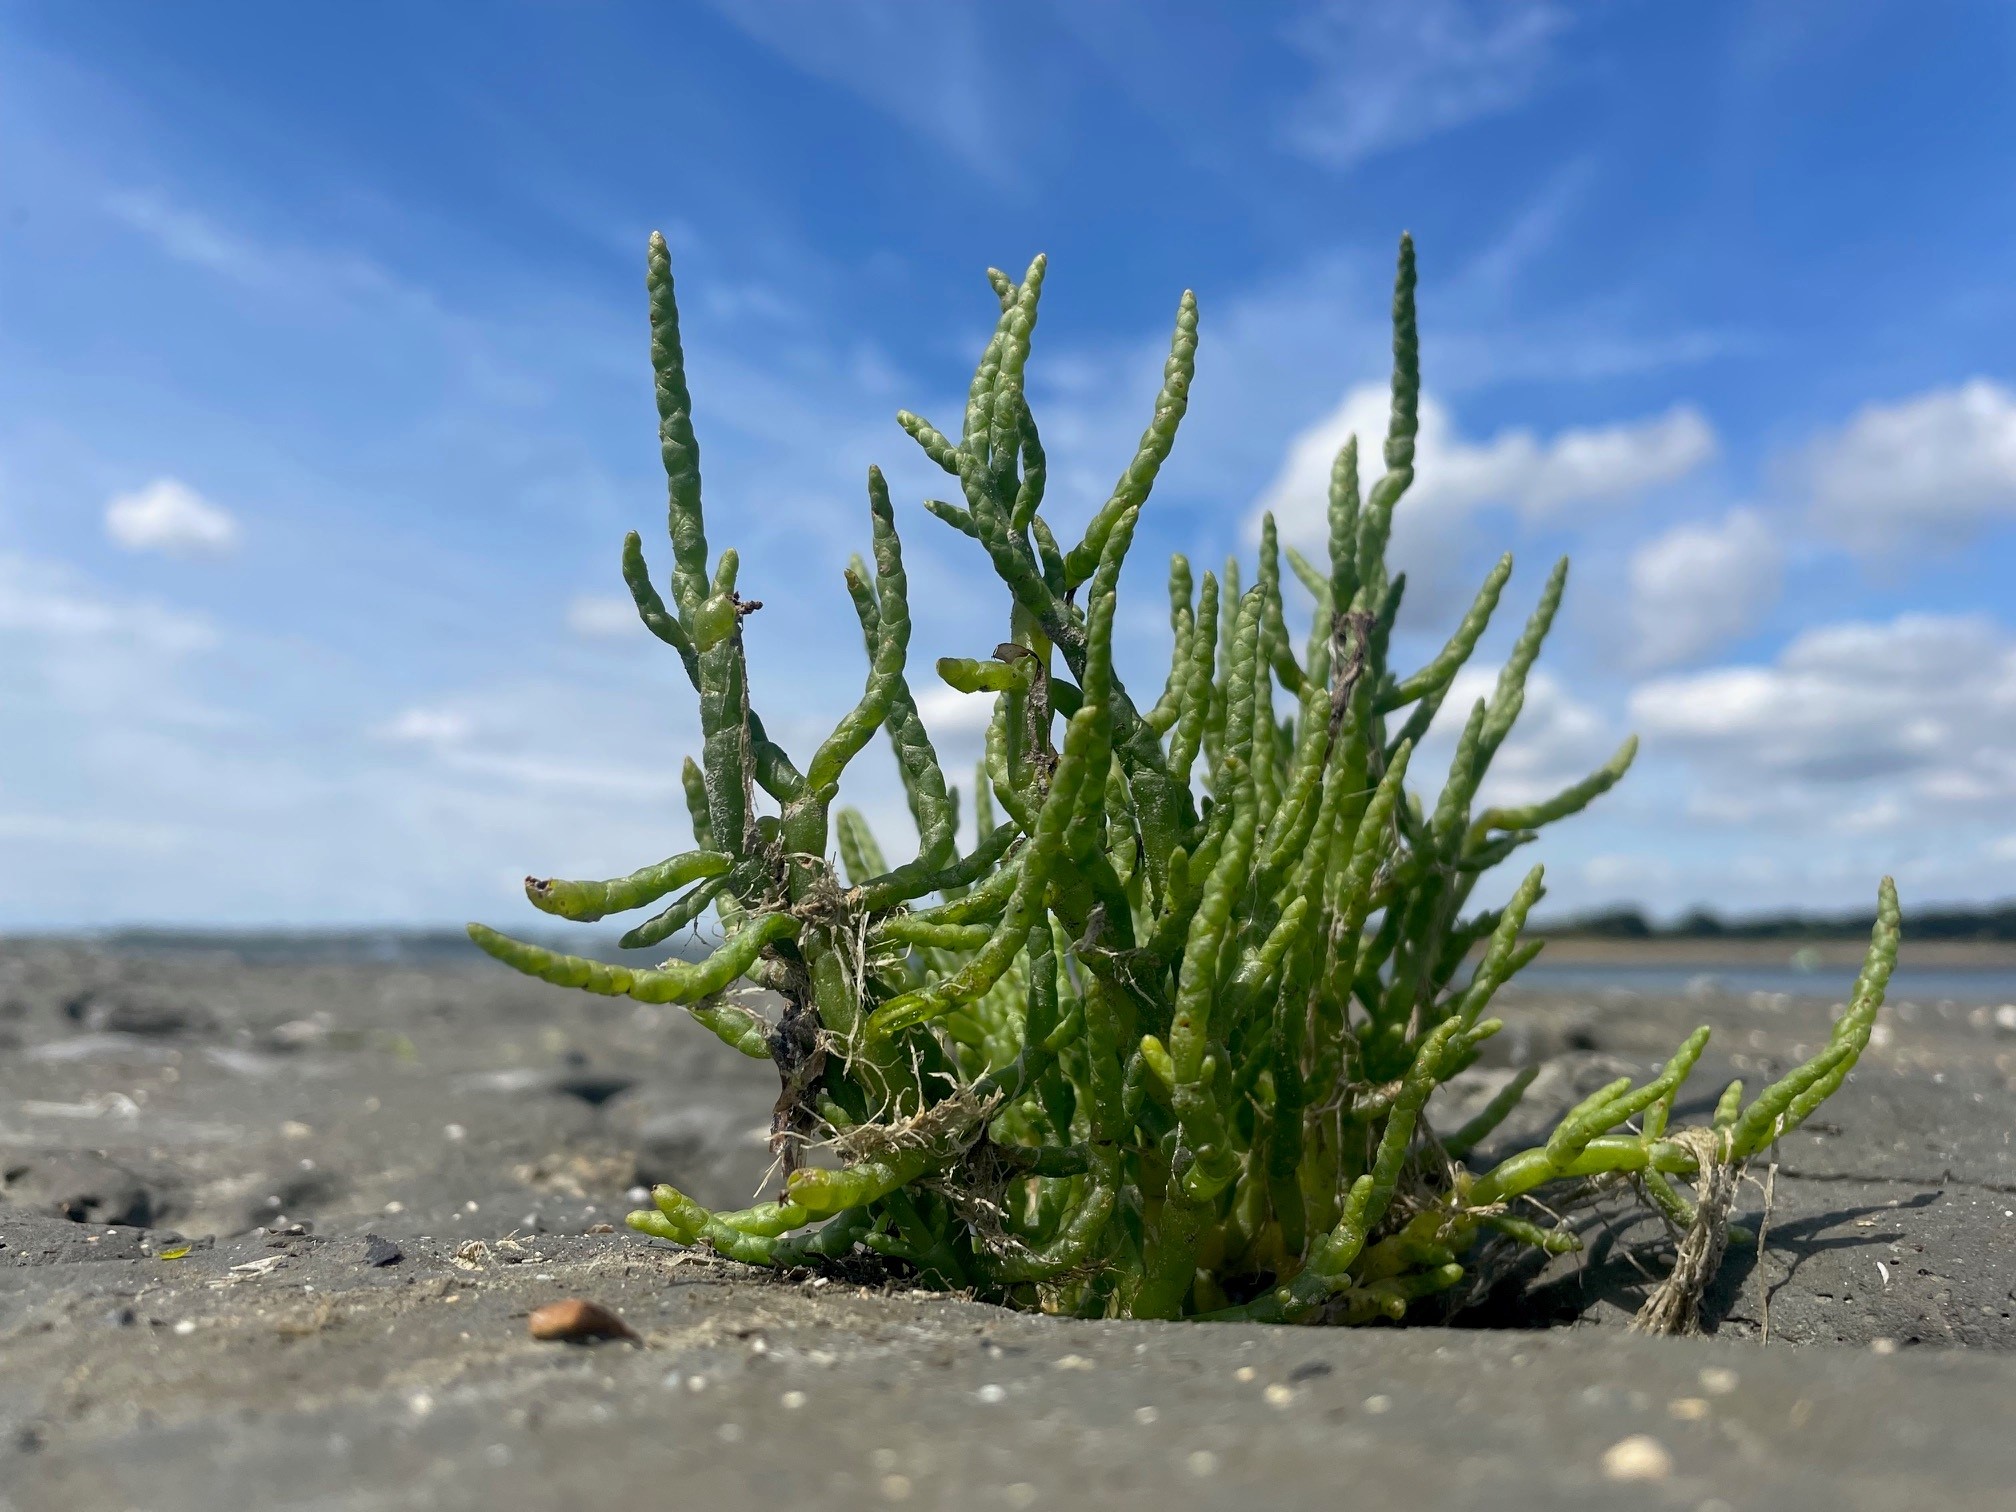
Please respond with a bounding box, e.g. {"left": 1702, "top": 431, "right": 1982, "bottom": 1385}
{"left": 467, "top": 232, "right": 1901, "bottom": 1326}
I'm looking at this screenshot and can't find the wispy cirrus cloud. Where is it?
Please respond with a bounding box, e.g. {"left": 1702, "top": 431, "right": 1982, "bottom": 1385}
{"left": 1280, "top": 0, "right": 1571, "bottom": 168}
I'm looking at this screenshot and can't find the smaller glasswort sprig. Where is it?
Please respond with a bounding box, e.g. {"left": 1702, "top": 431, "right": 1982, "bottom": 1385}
{"left": 469, "top": 232, "right": 1901, "bottom": 1325}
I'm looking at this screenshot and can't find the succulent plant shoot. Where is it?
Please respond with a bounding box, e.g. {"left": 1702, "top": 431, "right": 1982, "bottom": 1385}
{"left": 469, "top": 232, "right": 1901, "bottom": 1325}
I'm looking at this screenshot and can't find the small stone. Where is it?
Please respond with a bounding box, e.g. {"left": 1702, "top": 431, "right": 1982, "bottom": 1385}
{"left": 1668, "top": 1397, "right": 1710, "bottom": 1421}
{"left": 1133, "top": 1406, "right": 1158, "bottom": 1424}
{"left": 1871, "top": 1337, "right": 1899, "bottom": 1356}
{"left": 1698, "top": 1366, "right": 1739, "bottom": 1396}
{"left": 362, "top": 1235, "right": 403, "bottom": 1268}
{"left": 1233, "top": 1365, "right": 1256, "bottom": 1382}
{"left": 976, "top": 1383, "right": 1006, "bottom": 1403}
{"left": 1601, "top": 1435, "right": 1673, "bottom": 1483}
{"left": 527, "top": 1299, "right": 640, "bottom": 1345}
{"left": 1263, "top": 1383, "right": 1296, "bottom": 1407}
{"left": 1362, "top": 1394, "right": 1391, "bottom": 1414}
{"left": 780, "top": 1391, "right": 807, "bottom": 1410}
{"left": 1288, "top": 1360, "right": 1333, "bottom": 1382}
{"left": 1053, "top": 1353, "right": 1094, "bottom": 1371}
{"left": 172, "top": 1319, "right": 197, "bottom": 1336}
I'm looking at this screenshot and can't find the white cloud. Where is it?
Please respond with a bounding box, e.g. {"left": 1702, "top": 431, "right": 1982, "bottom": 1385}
{"left": 375, "top": 707, "right": 475, "bottom": 747}
{"left": 566, "top": 595, "right": 640, "bottom": 639}
{"left": 1629, "top": 613, "right": 2016, "bottom": 812}
{"left": 913, "top": 683, "right": 996, "bottom": 743}
{"left": 1627, "top": 508, "right": 1781, "bottom": 669}
{"left": 1801, "top": 379, "right": 2016, "bottom": 555}
{"left": 1252, "top": 385, "right": 1714, "bottom": 609}
{"left": 0, "top": 552, "right": 217, "bottom": 655}
{"left": 104, "top": 479, "right": 239, "bottom": 557}
{"left": 1281, "top": 0, "right": 1571, "bottom": 168}
{"left": 1419, "top": 666, "right": 1616, "bottom": 810}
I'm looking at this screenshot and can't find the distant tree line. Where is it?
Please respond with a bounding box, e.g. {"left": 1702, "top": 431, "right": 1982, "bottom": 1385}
{"left": 1537, "top": 902, "right": 2016, "bottom": 942}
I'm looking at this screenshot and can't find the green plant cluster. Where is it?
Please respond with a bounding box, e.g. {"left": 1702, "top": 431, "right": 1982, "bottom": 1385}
{"left": 470, "top": 233, "right": 1900, "bottom": 1323}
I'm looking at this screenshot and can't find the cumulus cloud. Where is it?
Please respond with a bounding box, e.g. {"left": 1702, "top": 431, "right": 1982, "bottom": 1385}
{"left": 1629, "top": 613, "right": 2016, "bottom": 819}
{"left": 1800, "top": 379, "right": 2016, "bottom": 555}
{"left": 104, "top": 479, "right": 239, "bottom": 557}
{"left": 565, "top": 595, "right": 640, "bottom": 639}
{"left": 1627, "top": 508, "right": 1781, "bottom": 669}
{"left": 1252, "top": 385, "right": 1714, "bottom": 608}
{"left": 913, "top": 683, "right": 996, "bottom": 744}
{"left": 1419, "top": 665, "right": 1617, "bottom": 810}
{"left": 1281, "top": 0, "right": 1570, "bottom": 168}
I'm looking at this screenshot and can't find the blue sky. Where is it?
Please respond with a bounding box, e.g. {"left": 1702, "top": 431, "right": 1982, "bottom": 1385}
{"left": 5, "top": 0, "right": 2016, "bottom": 928}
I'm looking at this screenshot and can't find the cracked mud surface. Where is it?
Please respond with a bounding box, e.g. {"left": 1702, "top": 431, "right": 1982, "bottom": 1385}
{"left": 4, "top": 939, "right": 2015, "bottom": 1510}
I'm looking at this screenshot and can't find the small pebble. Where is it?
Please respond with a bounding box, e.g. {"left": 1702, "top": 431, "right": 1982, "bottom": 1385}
{"left": 1668, "top": 1397, "right": 1710, "bottom": 1421}
{"left": 362, "top": 1235, "right": 403, "bottom": 1268}
{"left": 527, "top": 1299, "right": 640, "bottom": 1345}
{"left": 1133, "top": 1406, "right": 1158, "bottom": 1424}
{"left": 1053, "top": 1353, "right": 1093, "bottom": 1371}
{"left": 173, "top": 1319, "right": 197, "bottom": 1336}
{"left": 1233, "top": 1365, "right": 1256, "bottom": 1382}
{"left": 977, "top": 1383, "right": 1006, "bottom": 1403}
{"left": 780, "top": 1391, "right": 807, "bottom": 1410}
{"left": 1601, "top": 1435, "right": 1673, "bottom": 1483}
{"left": 1363, "top": 1394, "right": 1391, "bottom": 1414}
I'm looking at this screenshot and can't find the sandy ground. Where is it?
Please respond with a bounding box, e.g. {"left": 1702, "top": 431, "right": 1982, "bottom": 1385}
{"left": 4, "top": 939, "right": 2016, "bottom": 1510}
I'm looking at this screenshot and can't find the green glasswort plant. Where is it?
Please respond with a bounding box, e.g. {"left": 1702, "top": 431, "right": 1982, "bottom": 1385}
{"left": 469, "top": 233, "right": 1901, "bottom": 1325}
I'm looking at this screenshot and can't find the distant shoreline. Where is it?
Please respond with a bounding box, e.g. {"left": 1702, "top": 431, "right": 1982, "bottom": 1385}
{"left": 1528, "top": 936, "right": 2016, "bottom": 968}
{"left": 10, "top": 927, "right": 2016, "bottom": 973}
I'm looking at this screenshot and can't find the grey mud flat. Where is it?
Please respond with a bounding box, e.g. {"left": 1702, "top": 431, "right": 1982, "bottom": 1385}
{"left": 4, "top": 940, "right": 2016, "bottom": 1511}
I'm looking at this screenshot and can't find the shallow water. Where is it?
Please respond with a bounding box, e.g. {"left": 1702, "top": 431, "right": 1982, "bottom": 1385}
{"left": 1514, "top": 959, "right": 2016, "bottom": 1005}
